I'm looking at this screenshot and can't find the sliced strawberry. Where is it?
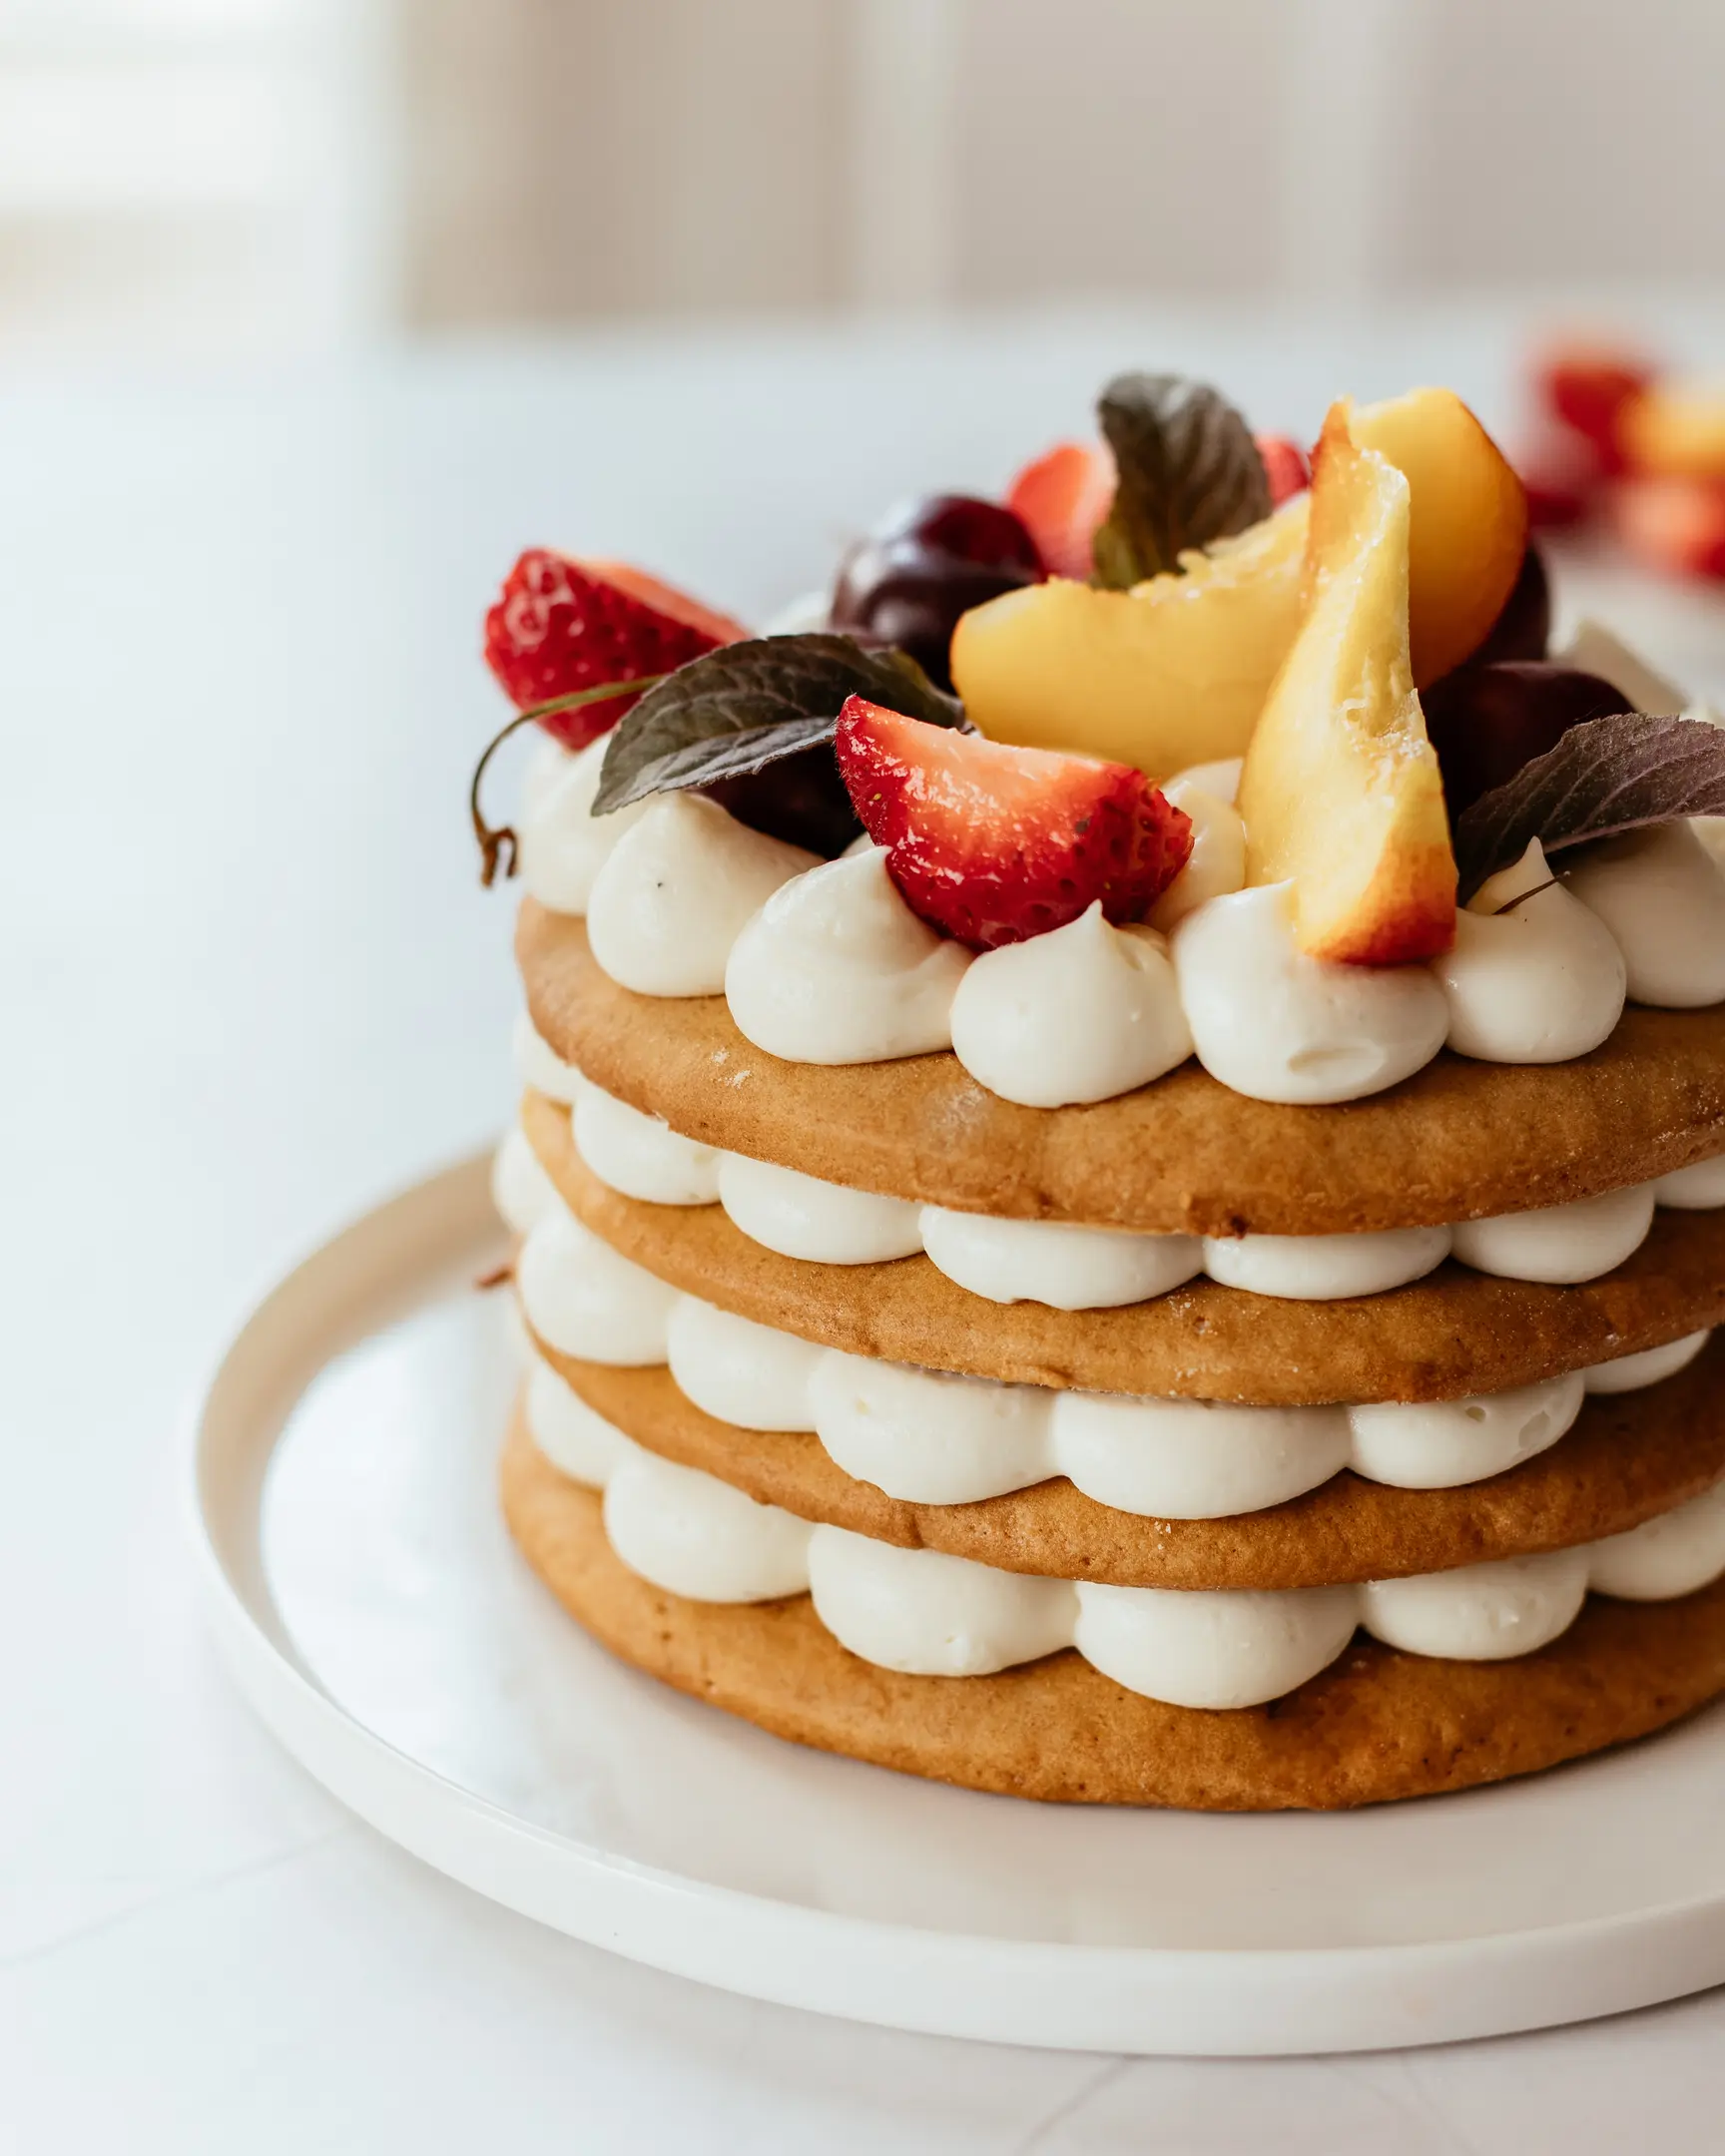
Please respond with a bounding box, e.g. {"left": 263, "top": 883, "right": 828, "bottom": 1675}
{"left": 1611, "top": 476, "right": 1725, "bottom": 582}
{"left": 483, "top": 550, "right": 744, "bottom": 750}
{"left": 1005, "top": 440, "right": 1115, "bottom": 582}
{"left": 1254, "top": 431, "right": 1311, "bottom": 506}
{"left": 835, "top": 697, "right": 1193, "bottom": 951}
{"left": 1533, "top": 340, "right": 1656, "bottom": 473}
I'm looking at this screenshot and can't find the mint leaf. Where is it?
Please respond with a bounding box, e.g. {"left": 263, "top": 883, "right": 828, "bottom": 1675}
{"left": 1090, "top": 373, "right": 1271, "bottom": 589}
{"left": 592, "top": 633, "right": 962, "bottom": 817}
{"left": 1453, "top": 712, "right": 1725, "bottom": 899}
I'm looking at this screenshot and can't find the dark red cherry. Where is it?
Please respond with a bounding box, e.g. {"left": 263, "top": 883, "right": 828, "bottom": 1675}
{"left": 1466, "top": 542, "right": 1552, "bottom": 667}
{"left": 830, "top": 493, "right": 1045, "bottom": 690}
{"left": 1423, "top": 661, "right": 1627, "bottom": 821}
{"left": 703, "top": 749, "right": 862, "bottom": 858}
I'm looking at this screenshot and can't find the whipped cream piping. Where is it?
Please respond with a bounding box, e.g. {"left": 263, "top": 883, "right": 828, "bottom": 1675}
{"left": 521, "top": 1364, "right": 1725, "bottom": 1709}
{"left": 531, "top": 750, "right": 1725, "bottom": 1106}
{"left": 491, "top": 1127, "right": 561, "bottom": 1237}
{"left": 724, "top": 848, "right": 970, "bottom": 1063}
{"left": 948, "top": 906, "right": 1192, "bottom": 1109}
{"left": 586, "top": 793, "right": 818, "bottom": 997}
{"left": 548, "top": 1074, "right": 1718, "bottom": 1303}
{"left": 508, "top": 1188, "right": 1710, "bottom": 1517}
{"left": 1435, "top": 840, "right": 1626, "bottom": 1063}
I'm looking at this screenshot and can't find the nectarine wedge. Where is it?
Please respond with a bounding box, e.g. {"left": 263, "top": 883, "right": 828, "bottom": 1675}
{"left": 951, "top": 387, "right": 1526, "bottom": 777}
{"left": 1237, "top": 403, "right": 1456, "bottom": 965}
{"left": 1349, "top": 388, "right": 1527, "bottom": 684}
{"left": 949, "top": 500, "right": 1309, "bottom": 777}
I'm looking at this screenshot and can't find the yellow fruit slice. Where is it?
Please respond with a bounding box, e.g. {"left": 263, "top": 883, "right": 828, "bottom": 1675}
{"left": 1237, "top": 401, "right": 1456, "bottom": 965}
{"left": 950, "top": 387, "right": 1525, "bottom": 777}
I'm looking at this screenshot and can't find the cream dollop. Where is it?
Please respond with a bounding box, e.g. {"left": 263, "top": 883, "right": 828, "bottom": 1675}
{"left": 1172, "top": 882, "right": 1449, "bottom": 1105}
{"left": 1437, "top": 839, "right": 1627, "bottom": 1062}
{"left": 1583, "top": 1330, "right": 1711, "bottom": 1394}
{"left": 491, "top": 1129, "right": 561, "bottom": 1236}
{"left": 1200, "top": 1225, "right": 1450, "bottom": 1301}
{"left": 587, "top": 794, "right": 817, "bottom": 997}
{"left": 518, "top": 733, "right": 651, "bottom": 915}
{"left": 947, "top": 904, "right": 1193, "bottom": 1108}
{"left": 916, "top": 1205, "right": 1202, "bottom": 1310}
{"left": 512, "top": 1011, "right": 584, "bottom": 1104}
{"left": 604, "top": 1446, "right": 813, "bottom": 1603}
{"left": 571, "top": 1081, "right": 723, "bottom": 1207}
{"left": 1652, "top": 1151, "right": 1725, "bottom": 1209}
{"left": 718, "top": 1153, "right": 922, "bottom": 1264}
{"left": 724, "top": 848, "right": 970, "bottom": 1061}
{"left": 666, "top": 1296, "right": 822, "bottom": 1430}
{"left": 1563, "top": 821, "right": 1725, "bottom": 1007}
{"left": 524, "top": 1357, "right": 631, "bottom": 1487}
{"left": 515, "top": 1205, "right": 676, "bottom": 1364}
{"left": 1148, "top": 782, "right": 1247, "bottom": 931}
{"left": 1451, "top": 1182, "right": 1655, "bottom": 1285}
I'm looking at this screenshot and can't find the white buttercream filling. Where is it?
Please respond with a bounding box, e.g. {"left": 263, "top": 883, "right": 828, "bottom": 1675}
{"left": 1436, "top": 839, "right": 1627, "bottom": 1063}
{"left": 724, "top": 848, "right": 971, "bottom": 1062}
{"left": 586, "top": 793, "right": 818, "bottom": 997}
{"left": 1148, "top": 779, "right": 1247, "bottom": 931}
{"left": 509, "top": 1211, "right": 1707, "bottom": 1519}
{"left": 1449, "top": 1182, "right": 1658, "bottom": 1286}
{"left": 530, "top": 739, "right": 1725, "bottom": 1108}
{"left": 948, "top": 905, "right": 1193, "bottom": 1108}
{"left": 552, "top": 1074, "right": 1715, "bottom": 1305}
{"left": 1172, "top": 882, "right": 1452, "bottom": 1104}
{"left": 1562, "top": 822, "right": 1725, "bottom": 1009}
{"left": 518, "top": 735, "right": 652, "bottom": 914}
{"left": 491, "top": 1127, "right": 561, "bottom": 1236}
{"left": 521, "top": 1377, "right": 1725, "bottom": 1709}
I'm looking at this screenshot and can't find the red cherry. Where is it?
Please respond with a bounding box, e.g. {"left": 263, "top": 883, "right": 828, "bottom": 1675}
{"left": 1465, "top": 544, "right": 1551, "bottom": 667}
{"left": 831, "top": 494, "right": 1045, "bottom": 690}
{"left": 1423, "top": 661, "right": 1626, "bottom": 821}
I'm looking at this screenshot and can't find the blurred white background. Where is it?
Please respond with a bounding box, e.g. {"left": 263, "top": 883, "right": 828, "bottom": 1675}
{"left": 3, "top": 0, "right": 1724, "bottom": 355}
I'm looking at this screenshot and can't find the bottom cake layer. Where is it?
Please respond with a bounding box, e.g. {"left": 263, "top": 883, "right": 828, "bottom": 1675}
{"left": 501, "top": 1417, "right": 1725, "bottom": 1812}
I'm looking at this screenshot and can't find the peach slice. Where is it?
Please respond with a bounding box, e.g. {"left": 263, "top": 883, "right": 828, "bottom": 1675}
{"left": 950, "top": 387, "right": 1526, "bottom": 777}
{"left": 1236, "top": 403, "right": 1456, "bottom": 965}
{"left": 949, "top": 499, "right": 1309, "bottom": 777}
{"left": 1350, "top": 388, "right": 1527, "bottom": 684}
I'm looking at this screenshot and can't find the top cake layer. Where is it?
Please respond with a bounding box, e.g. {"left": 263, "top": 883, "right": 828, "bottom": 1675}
{"left": 519, "top": 903, "right": 1725, "bottom": 1237}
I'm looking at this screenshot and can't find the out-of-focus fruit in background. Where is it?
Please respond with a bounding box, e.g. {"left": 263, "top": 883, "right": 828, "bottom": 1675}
{"left": 1237, "top": 404, "right": 1455, "bottom": 966}
{"left": 830, "top": 493, "right": 1043, "bottom": 690}
{"left": 1610, "top": 476, "right": 1725, "bottom": 584}
{"left": 1514, "top": 337, "right": 1725, "bottom": 584}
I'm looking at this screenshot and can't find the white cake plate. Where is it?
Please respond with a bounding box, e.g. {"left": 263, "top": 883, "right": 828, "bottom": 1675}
{"left": 193, "top": 1153, "right": 1725, "bottom": 2056}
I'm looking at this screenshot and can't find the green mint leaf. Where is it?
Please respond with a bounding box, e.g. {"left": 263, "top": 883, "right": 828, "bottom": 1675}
{"left": 1090, "top": 372, "right": 1272, "bottom": 589}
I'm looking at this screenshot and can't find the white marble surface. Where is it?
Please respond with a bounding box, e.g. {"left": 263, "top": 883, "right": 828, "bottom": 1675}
{"left": 7, "top": 308, "right": 1725, "bottom": 2152}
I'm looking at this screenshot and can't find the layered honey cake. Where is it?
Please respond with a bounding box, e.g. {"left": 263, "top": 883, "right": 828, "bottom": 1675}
{"left": 474, "top": 375, "right": 1725, "bottom": 1809}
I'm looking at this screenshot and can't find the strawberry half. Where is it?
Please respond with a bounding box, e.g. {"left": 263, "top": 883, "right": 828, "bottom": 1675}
{"left": 483, "top": 549, "right": 746, "bottom": 750}
{"left": 835, "top": 697, "right": 1193, "bottom": 951}
{"left": 1005, "top": 441, "right": 1115, "bottom": 581}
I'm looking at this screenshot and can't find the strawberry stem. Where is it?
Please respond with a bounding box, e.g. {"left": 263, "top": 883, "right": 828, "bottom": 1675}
{"left": 469, "top": 675, "right": 671, "bottom": 887}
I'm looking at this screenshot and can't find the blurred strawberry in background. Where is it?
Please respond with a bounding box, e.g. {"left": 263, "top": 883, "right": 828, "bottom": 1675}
{"left": 1516, "top": 336, "right": 1725, "bottom": 583}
